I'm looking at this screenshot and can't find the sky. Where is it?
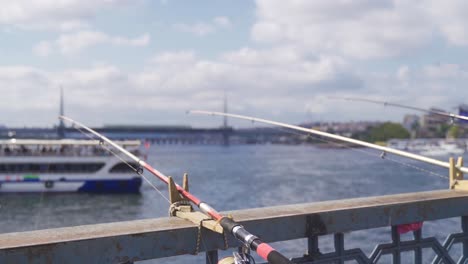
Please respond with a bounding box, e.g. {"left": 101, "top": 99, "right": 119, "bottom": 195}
{"left": 2, "top": 0, "right": 468, "bottom": 128}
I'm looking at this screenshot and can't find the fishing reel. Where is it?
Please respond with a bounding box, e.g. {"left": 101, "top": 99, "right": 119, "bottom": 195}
{"left": 218, "top": 247, "right": 256, "bottom": 264}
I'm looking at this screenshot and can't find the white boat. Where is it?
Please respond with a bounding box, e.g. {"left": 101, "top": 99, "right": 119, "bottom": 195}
{"left": 0, "top": 139, "right": 142, "bottom": 193}
{"left": 419, "top": 141, "right": 465, "bottom": 157}
{"left": 388, "top": 139, "right": 466, "bottom": 157}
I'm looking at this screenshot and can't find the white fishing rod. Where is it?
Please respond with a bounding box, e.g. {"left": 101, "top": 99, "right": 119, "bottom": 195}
{"left": 188, "top": 110, "right": 468, "bottom": 174}
{"left": 59, "top": 115, "right": 293, "bottom": 264}
{"left": 329, "top": 96, "right": 468, "bottom": 122}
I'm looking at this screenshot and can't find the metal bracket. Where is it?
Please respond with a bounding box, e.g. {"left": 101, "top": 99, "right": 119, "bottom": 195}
{"left": 168, "top": 173, "right": 223, "bottom": 234}
{"left": 449, "top": 157, "right": 468, "bottom": 190}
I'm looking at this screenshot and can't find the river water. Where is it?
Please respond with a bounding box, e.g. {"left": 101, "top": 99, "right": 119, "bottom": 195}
{"left": 0, "top": 145, "right": 463, "bottom": 263}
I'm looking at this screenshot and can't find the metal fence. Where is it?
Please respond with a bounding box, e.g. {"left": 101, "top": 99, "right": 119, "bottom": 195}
{"left": 1, "top": 189, "right": 468, "bottom": 263}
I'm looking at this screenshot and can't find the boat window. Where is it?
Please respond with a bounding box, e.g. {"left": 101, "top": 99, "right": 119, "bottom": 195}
{"left": 0, "top": 163, "right": 105, "bottom": 173}
{"left": 109, "top": 162, "right": 138, "bottom": 173}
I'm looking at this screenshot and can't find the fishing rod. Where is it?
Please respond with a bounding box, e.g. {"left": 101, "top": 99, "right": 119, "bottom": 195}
{"left": 329, "top": 96, "right": 468, "bottom": 122}
{"left": 59, "top": 115, "right": 292, "bottom": 264}
{"left": 188, "top": 110, "right": 468, "bottom": 174}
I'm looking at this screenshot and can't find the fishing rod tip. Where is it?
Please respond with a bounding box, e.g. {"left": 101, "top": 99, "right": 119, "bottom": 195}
{"left": 327, "top": 96, "right": 349, "bottom": 100}
{"left": 58, "top": 115, "right": 72, "bottom": 121}
{"left": 187, "top": 110, "right": 205, "bottom": 115}
{"left": 58, "top": 115, "right": 76, "bottom": 126}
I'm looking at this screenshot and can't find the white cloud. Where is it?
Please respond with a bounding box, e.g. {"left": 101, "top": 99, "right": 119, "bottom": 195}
{"left": 0, "top": 0, "right": 131, "bottom": 31}
{"left": 213, "top": 16, "right": 231, "bottom": 28}
{"left": 33, "top": 41, "right": 52, "bottom": 57}
{"left": 113, "top": 34, "right": 150, "bottom": 46}
{"left": 336, "top": 62, "right": 468, "bottom": 115}
{"left": 424, "top": 0, "right": 468, "bottom": 45}
{"left": 34, "top": 31, "right": 150, "bottom": 56}
{"left": 5, "top": 1, "right": 468, "bottom": 127}
{"left": 173, "top": 22, "right": 215, "bottom": 36}
{"left": 422, "top": 64, "right": 465, "bottom": 79}
{"left": 3, "top": 47, "right": 468, "bottom": 127}
{"left": 151, "top": 50, "right": 196, "bottom": 65}
{"left": 174, "top": 16, "right": 232, "bottom": 36}
{"left": 58, "top": 20, "right": 90, "bottom": 32}
{"left": 0, "top": 47, "right": 360, "bottom": 126}
{"left": 396, "top": 65, "right": 410, "bottom": 86}
{"left": 56, "top": 31, "right": 110, "bottom": 54}
{"left": 252, "top": 0, "right": 468, "bottom": 59}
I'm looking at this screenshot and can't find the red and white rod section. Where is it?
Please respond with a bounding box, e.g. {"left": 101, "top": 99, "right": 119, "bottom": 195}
{"left": 59, "top": 115, "right": 292, "bottom": 264}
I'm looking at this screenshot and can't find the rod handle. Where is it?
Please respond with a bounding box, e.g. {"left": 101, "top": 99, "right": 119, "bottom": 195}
{"left": 257, "top": 242, "right": 292, "bottom": 264}
{"left": 267, "top": 250, "right": 292, "bottom": 264}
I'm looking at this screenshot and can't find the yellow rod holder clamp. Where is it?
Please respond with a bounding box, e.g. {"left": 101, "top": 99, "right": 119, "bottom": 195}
{"left": 449, "top": 157, "right": 468, "bottom": 190}
{"left": 168, "top": 175, "right": 186, "bottom": 204}
{"left": 168, "top": 174, "right": 223, "bottom": 234}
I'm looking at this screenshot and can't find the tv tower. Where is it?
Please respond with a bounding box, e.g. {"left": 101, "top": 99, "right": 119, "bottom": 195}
{"left": 57, "top": 86, "right": 65, "bottom": 138}
{"left": 222, "top": 91, "right": 230, "bottom": 146}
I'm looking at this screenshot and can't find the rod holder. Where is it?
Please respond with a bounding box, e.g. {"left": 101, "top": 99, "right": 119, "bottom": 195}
{"left": 449, "top": 157, "right": 468, "bottom": 190}
{"left": 168, "top": 174, "right": 223, "bottom": 234}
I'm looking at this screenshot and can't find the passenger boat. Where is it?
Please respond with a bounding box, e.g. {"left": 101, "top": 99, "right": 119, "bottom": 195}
{"left": 0, "top": 139, "right": 142, "bottom": 193}
{"left": 387, "top": 139, "right": 466, "bottom": 157}
{"left": 419, "top": 141, "right": 465, "bottom": 156}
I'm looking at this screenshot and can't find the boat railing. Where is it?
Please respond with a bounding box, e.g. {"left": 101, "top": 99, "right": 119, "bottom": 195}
{"left": 0, "top": 147, "right": 110, "bottom": 157}
{"left": 0, "top": 147, "right": 141, "bottom": 158}
{"left": 1, "top": 189, "right": 468, "bottom": 263}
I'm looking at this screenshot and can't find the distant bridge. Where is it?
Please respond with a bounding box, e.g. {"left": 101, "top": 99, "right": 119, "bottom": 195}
{"left": 0, "top": 126, "right": 294, "bottom": 145}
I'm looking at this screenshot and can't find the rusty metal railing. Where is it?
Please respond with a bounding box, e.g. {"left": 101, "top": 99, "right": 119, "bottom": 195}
{"left": 1, "top": 189, "right": 468, "bottom": 263}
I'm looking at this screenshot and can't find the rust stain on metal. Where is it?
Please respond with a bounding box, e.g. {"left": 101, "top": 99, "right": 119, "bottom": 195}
{"left": 416, "top": 203, "right": 435, "bottom": 219}
{"left": 306, "top": 214, "right": 327, "bottom": 235}
{"left": 25, "top": 244, "right": 56, "bottom": 264}
{"left": 383, "top": 207, "right": 390, "bottom": 216}
{"left": 350, "top": 211, "right": 357, "bottom": 223}
{"left": 394, "top": 205, "right": 408, "bottom": 218}
{"left": 115, "top": 242, "right": 123, "bottom": 253}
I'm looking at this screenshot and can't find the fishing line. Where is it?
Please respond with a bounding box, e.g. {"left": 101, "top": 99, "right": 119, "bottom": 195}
{"left": 62, "top": 115, "right": 293, "bottom": 264}
{"left": 266, "top": 126, "right": 449, "bottom": 180}
{"left": 33, "top": 189, "right": 45, "bottom": 230}
{"left": 72, "top": 125, "right": 171, "bottom": 203}
{"left": 101, "top": 142, "right": 171, "bottom": 204}
{"left": 329, "top": 96, "right": 468, "bottom": 123}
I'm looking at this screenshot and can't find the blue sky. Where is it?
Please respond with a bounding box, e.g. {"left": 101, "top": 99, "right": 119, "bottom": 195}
{"left": 1, "top": 0, "right": 468, "bottom": 127}
{"left": 1, "top": 1, "right": 254, "bottom": 70}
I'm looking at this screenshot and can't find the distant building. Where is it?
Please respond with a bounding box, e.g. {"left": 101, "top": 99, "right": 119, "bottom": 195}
{"left": 458, "top": 104, "right": 468, "bottom": 124}
{"left": 402, "top": 114, "right": 420, "bottom": 139}
{"left": 419, "top": 107, "right": 450, "bottom": 138}
{"left": 421, "top": 108, "right": 449, "bottom": 127}
{"left": 301, "top": 121, "right": 382, "bottom": 137}
{"left": 402, "top": 114, "right": 420, "bottom": 131}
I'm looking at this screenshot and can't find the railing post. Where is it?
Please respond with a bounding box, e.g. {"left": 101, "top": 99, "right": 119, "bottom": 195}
{"left": 308, "top": 235, "right": 320, "bottom": 257}
{"left": 206, "top": 250, "right": 218, "bottom": 264}
{"left": 391, "top": 226, "right": 401, "bottom": 264}
{"left": 334, "top": 233, "right": 345, "bottom": 264}
{"left": 462, "top": 216, "right": 468, "bottom": 263}
{"left": 413, "top": 229, "right": 422, "bottom": 264}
